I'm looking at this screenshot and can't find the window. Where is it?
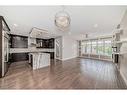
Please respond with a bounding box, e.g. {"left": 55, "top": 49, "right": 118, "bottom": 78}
{"left": 81, "top": 40, "right": 91, "bottom": 54}
{"left": 104, "top": 40, "right": 112, "bottom": 56}
{"left": 91, "top": 40, "right": 97, "bottom": 54}
{"left": 97, "top": 40, "right": 104, "bottom": 55}
{"left": 86, "top": 41, "right": 91, "bottom": 53}
{"left": 81, "top": 41, "right": 87, "bottom": 54}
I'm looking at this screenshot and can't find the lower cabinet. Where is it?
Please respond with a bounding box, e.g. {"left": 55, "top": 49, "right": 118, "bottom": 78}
{"left": 10, "top": 53, "right": 29, "bottom": 62}
{"left": 10, "top": 52, "right": 54, "bottom": 62}
{"left": 50, "top": 52, "right": 54, "bottom": 59}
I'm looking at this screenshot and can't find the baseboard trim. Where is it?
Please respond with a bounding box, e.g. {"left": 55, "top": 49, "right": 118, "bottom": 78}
{"left": 78, "top": 56, "right": 112, "bottom": 62}
{"left": 61, "top": 57, "right": 77, "bottom": 61}
{"left": 55, "top": 58, "right": 62, "bottom": 60}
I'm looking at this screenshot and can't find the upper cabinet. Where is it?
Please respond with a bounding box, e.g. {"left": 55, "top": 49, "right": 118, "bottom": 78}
{"left": 49, "top": 38, "right": 54, "bottom": 48}
{"left": 0, "top": 16, "right": 10, "bottom": 32}
{"left": 10, "top": 35, "right": 28, "bottom": 48}
{"left": 36, "top": 38, "right": 54, "bottom": 48}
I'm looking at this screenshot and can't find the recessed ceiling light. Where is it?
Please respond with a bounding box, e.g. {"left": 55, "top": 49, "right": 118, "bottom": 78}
{"left": 94, "top": 24, "right": 98, "bottom": 28}
{"left": 14, "top": 24, "right": 18, "bottom": 27}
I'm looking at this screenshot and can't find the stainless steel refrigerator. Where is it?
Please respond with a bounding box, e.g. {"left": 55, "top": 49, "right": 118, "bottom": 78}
{"left": 2, "top": 31, "right": 9, "bottom": 77}
{"left": 0, "top": 16, "right": 10, "bottom": 78}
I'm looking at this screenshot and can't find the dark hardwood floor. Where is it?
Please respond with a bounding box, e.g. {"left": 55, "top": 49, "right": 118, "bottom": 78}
{"left": 0, "top": 58, "right": 126, "bottom": 89}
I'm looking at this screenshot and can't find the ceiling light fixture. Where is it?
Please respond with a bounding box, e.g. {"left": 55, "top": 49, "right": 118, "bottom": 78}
{"left": 55, "top": 6, "right": 71, "bottom": 31}
{"left": 14, "top": 24, "right": 18, "bottom": 27}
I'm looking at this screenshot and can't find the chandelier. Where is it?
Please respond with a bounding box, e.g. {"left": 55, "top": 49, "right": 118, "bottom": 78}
{"left": 55, "top": 6, "right": 71, "bottom": 31}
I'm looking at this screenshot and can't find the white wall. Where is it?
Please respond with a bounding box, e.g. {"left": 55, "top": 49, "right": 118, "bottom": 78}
{"left": 119, "top": 10, "right": 127, "bottom": 84}
{"left": 62, "top": 35, "right": 78, "bottom": 60}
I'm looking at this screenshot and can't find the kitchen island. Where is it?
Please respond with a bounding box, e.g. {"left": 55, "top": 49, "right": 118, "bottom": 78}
{"left": 29, "top": 52, "right": 50, "bottom": 70}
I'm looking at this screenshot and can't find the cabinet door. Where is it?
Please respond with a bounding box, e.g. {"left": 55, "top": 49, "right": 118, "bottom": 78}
{"left": 36, "top": 38, "right": 54, "bottom": 48}
{"left": 11, "top": 35, "right": 28, "bottom": 48}
{"left": 42, "top": 39, "right": 49, "bottom": 48}
{"left": 49, "top": 38, "right": 54, "bottom": 48}
{"left": 11, "top": 53, "right": 29, "bottom": 62}
{"left": 45, "top": 39, "right": 49, "bottom": 48}
{"left": 50, "top": 52, "right": 54, "bottom": 59}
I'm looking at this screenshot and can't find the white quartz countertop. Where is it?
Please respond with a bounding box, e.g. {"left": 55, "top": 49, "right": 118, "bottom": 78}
{"left": 10, "top": 48, "right": 54, "bottom": 53}
{"left": 29, "top": 52, "right": 50, "bottom": 55}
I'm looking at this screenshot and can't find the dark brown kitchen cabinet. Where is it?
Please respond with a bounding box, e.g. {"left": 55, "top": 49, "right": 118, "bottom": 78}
{"left": 10, "top": 35, "right": 28, "bottom": 48}
{"left": 50, "top": 52, "right": 54, "bottom": 59}
{"left": 49, "top": 38, "right": 54, "bottom": 48}
{"left": 36, "top": 38, "right": 54, "bottom": 48}
{"left": 11, "top": 53, "right": 29, "bottom": 62}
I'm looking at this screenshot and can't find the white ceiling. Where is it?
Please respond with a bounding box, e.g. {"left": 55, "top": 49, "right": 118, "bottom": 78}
{"left": 0, "top": 6, "right": 126, "bottom": 40}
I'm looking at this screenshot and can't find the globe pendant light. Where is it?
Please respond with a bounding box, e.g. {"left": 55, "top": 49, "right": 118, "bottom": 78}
{"left": 55, "top": 6, "right": 71, "bottom": 31}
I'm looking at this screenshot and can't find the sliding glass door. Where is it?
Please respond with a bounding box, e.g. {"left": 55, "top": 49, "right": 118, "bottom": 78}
{"left": 98, "top": 40, "right": 104, "bottom": 55}
{"left": 86, "top": 41, "right": 91, "bottom": 54}
{"left": 80, "top": 37, "right": 112, "bottom": 60}
{"left": 81, "top": 41, "right": 87, "bottom": 55}
{"left": 91, "top": 40, "right": 97, "bottom": 54}
{"left": 104, "top": 40, "right": 112, "bottom": 56}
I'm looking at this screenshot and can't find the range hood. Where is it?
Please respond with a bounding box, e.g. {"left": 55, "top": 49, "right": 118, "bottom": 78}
{"left": 29, "top": 27, "right": 57, "bottom": 39}
{"left": 29, "top": 27, "right": 48, "bottom": 38}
